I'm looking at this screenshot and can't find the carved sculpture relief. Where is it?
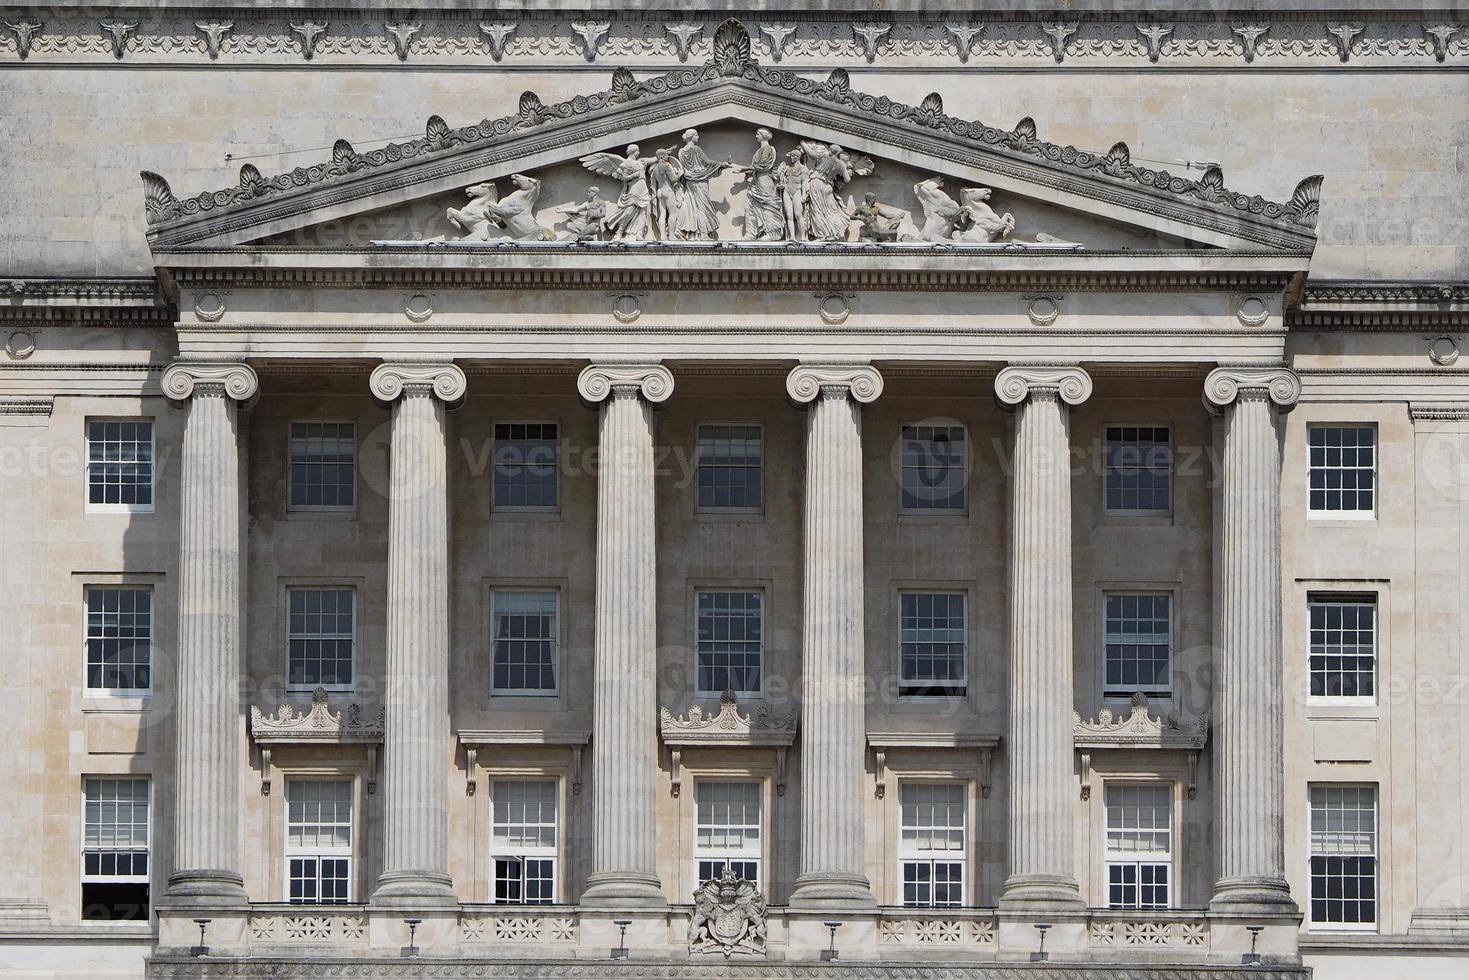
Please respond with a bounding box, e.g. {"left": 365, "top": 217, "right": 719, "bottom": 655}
{"left": 444, "top": 175, "right": 550, "bottom": 241}
{"left": 689, "top": 865, "right": 767, "bottom": 957}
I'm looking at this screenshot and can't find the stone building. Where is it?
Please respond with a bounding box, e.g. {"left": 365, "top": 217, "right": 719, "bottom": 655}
{"left": 1, "top": 3, "right": 1466, "bottom": 978}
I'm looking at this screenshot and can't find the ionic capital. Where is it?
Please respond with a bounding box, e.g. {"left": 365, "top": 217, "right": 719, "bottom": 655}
{"left": 1203, "top": 366, "right": 1301, "bottom": 412}
{"left": 162, "top": 362, "right": 259, "bottom": 402}
{"left": 369, "top": 362, "right": 467, "bottom": 403}
{"left": 785, "top": 363, "right": 883, "bottom": 404}
{"left": 576, "top": 362, "right": 674, "bottom": 404}
{"left": 994, "top": 364, "right": 1092, "bottom": 407}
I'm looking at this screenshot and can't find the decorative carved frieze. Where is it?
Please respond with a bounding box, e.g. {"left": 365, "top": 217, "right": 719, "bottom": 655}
{"left": 3, "top": 19, "right": 41, "bottom": 59}
{"left": 660, "top": 689, "right": 798, "bottom": 746}
{"left": 1073, "top": 694, "right": 1208, "bottom": 750}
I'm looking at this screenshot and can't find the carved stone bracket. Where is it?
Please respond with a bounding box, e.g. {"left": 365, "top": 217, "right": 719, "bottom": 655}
{"left": 660, "top": 690, "right": 798, "bottom": 797}
{"left": 785, "top": 363, "right": 883, "bottom": 404}
{"left": 867, "top": 732, "right": 1001, "bottom": 800}
{"left": 576, "top": 362, "right": 674, "bottom": 404}
{"left": 1074, "top": 694, "right": 1209, "bottom": 800}
{"left": 161, "top": 361, "right": 259, "bottom": 402}
{"left": 994, "top": 364, "right": 1093, "bottom": 407}
{"left": 369, "top": 361, "right": 467, "bottom": 403}
{"left": 458, "top": 730, "right": 590, "bottom": 797}
{"left": 1202, "top": 365, "right": 1301, "bottom": 413}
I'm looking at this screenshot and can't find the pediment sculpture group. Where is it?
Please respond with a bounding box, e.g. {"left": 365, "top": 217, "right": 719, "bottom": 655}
{"left": 444, "top": 127, "right": 1023, "bottom": 245}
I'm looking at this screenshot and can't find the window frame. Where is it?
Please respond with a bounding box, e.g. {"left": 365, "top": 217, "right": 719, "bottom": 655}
{"left": 897, "top": 422, "right": 969, "bottom": 515}
{"left": 694, "top": 421, "right": 765, "bottom": 515}
{"left": 491, "top": 420, "right": 562, "bottom": 514}
{"left": 283, "top": 776, "right": 357, "bottom": 905}
{"left": 1100, "top": 590, "right": 1175, "bottom": 702}
{"left": 1306, "top": 423, "right": 1378, "bottom": 521}
{"left": 284, "top": 585, "right": 358, "bottom": 694}
{"left": 1101, "top": 423, "right": 1173, "bottom": 518}
{"left": 897, "top": 589, "right": 969, "bottom": 699}
{"left": 1307, "top": 783, "right": 1379, "bottom": 933}
{"left": 489, "top": 777, "right": 562, "bottom": 905}
{"left": 489, "top": 587, "right": 561, "bottom": 698}
{"left": 83, "top": 585, "right": 155, "bottom": 698}
{"left": 286, "top": 419, "right": 358, "bottom": 514}
{"left": 1101, "top": 781, "right": 1175, "bottom": 911}
{"left": 896, "top": 779, "right": 968, "bottom": 909}
{"left": 693, "top": 588, "right": 765, "bottom": 699}
{"left": 692, "top": 779, "right": 765, "bottom": 892}
{"left": 81, "top": 775, "right": 152, "bottom": 920}
{"left": 1306, "top": 593, "right": 1378, "bottom": 706}
{"left": 85, "top": 417, "right": 156, "bottom": 514}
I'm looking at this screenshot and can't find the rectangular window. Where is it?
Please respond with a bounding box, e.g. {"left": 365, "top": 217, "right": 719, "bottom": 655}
{"left": 491, "top": 590, "right": 558, "bottom": 695}
{"left": 900, "top": 424, "right": 967, "bottom": 511}
{"left": 491, "top": 780, "right": 558, "bottom": 904}
{"left": 289, "top": 421, "right": 356, "bottom": 509}
{"left": 899, "top": 782, "right": 965, "bottom": 908}
{"left": 1308, "top": 425, "right": 1376, "bottom": 516}
{"left": 87, "top": 419, "right": 154, "bottom": 510}
{"left": 82, "top": 777, "right": 150, "bottom": 920}
{"left": 1103, "top": 593, "right": 1172, "bottom": 699}
{"left": 286, "top": 779, "right": 354, "bottom": 904}
{"left": 287, "top": 588, "right": 355, "bottom": 690}
{"left": 899, "top": 592, "right": 966, "bottom": 697}
{"left": 85, "top": 588, "right": 152, "bottom": 695}
{"left": 493, "top": 422, "right": 559, "bottom": 510}
{"left": 1309, "top": 785, "right": 1377, "bottom": 929}
{"left": 694, "top": 781, "right": 762, "bottom": 888}
{"left": 696, "top": 424, "right": 763, "bottom": 511}
{"left": 1309, "top": 596, "right": 1376, "bottom": 700}
{"left": 695, "top": 591, "right": 762, "bottom": 696}
{"left": 1104, "top": 426, "right": 1171, "bottom": 514}
{"left": 1105, "top": 784, "right": 1172, "bottom": 910}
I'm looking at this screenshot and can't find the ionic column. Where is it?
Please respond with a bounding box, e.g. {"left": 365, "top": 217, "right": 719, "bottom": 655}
{"left": 995, "top": 365, "right": 1091, "bottom": 909}
{"left": 161, "top": 362, "right": 258, "bottom": 904}
{"left": 786, "top": 363, "right": 882, "bottom": 909}
{"left": 369, "top": 362, "right": 466, "bottom": 906}
{"left": 1204, "top": 366, "right": 1301, "bottom": 911}
{"left": 577, "top": 363, "right": 673, "bottom": 907}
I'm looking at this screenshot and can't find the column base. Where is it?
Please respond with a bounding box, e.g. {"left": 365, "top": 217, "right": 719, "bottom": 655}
{"left": 370, "top": 870, "right": 458, "bottom": 907}
{"left": 580, "top": 871, "right": 666, "bottom": 908}
{"left": 1209, "top": 875, "right": 1298, "bottom": 914}
{"left": 998, "top": 873, "right": 1085, "bottom": 910}
{"left": 165, "top": 869, "right": 248, "bottom": 906}
{"left": 788, "top": 872, "right": 877, "bottom": 910}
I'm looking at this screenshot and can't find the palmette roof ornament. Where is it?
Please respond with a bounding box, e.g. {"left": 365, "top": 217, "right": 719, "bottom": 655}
{"left": 138, "top": 18, "right": 1322, "bottom": 250}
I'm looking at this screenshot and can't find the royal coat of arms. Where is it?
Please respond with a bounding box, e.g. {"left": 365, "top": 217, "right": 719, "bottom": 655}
{"left": 688, "top": 866, "right": 767, "bottom": 957}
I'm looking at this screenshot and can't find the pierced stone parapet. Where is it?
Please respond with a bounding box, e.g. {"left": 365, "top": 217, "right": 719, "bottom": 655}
{"left": 460, "top": 910, "right": 578, "bottom": 944}
{"left": 879, "top": 912, "right": 997, "bottom": 947}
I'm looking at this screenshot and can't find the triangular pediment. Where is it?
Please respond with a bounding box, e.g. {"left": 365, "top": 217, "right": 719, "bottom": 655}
{"left": 140, "top": 20, "right": 1321, "bottom": 255}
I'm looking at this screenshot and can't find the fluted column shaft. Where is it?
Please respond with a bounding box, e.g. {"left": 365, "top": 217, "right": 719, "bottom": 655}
{"left": 787, "top": 364, "right": 882, "bottom": 909}
{"left": 370, "top": 363, "right": 465, "bottom": 906}
{"left": 996, "top": 365, "right": 1091, "bottom": 909}
{"left": 162, "top": 362, "right": 258, "bottom": 905}
{"left": 578, "top": 363, "right": 673, "bottom": 907}
{"left": 1205, "top": 366, "right": 1301, "bottom": 911}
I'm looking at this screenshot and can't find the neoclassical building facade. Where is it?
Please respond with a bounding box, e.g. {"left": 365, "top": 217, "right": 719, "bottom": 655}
{"left": 1, "top": 3, "right": 1467, "bottom": 979}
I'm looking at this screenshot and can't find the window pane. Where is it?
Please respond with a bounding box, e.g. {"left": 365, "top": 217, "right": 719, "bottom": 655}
{"left": 82, "top": 776, "right": 150, "bottom": 917}
{"left": 1308, "top": 425, "right": 1376, "bottom": 514}
{"left": 289, "top": 422, "right": 356, "bottom": 508}
{"left": 697, "top": 424, "right": 762, "bottom": 510}
{"left": 492, "top": 591, "right": 558, "bottom": 694}
{"left": 694, "top": 782, "right": 762, "bottom": 889}
{"left": 287, "top": 589, "right": 355, "bottom": 688}
{"left": 1103, "top": 593, "right": 1171, "bottom": 697}
{"left": 1104, "top": 426, "right": 1171, "bottom": 513}
{"left": 1309, "top": 597, "right": 1376, "bottom": 699}
{"left": 899, "top": 592, "right": 966, "bottom": 696}
{"left": 899, "top": 783, "right": 966, "bottom": 853}
{"left": 900, "top": 424, "right": 966, "bottom": 511}
{"left": 491, "top": 780, "right": 558, "bottom": 904}
{"left": 1105, "top": 785, "right": 1172, "bottom": 855}
{"left": 286, "top": 779, "right": 353, "bottom": 850}
{"left": 696, "top": 592, "right": 762, "bottom": 695}
{"left": 86, "top": 588, "right": 152, "bottom": 692}
{"left": 87, "top": 420, "right": 154, "bottom": 507}
{"left": 494, "top": 423, "right": 559, "bottom": 508}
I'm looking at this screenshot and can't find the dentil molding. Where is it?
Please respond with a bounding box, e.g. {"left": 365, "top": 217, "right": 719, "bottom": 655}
{"left": 368, "top": 361, "right": 467, "bottom": 402}
{"left": 993, "top": 364, "right": 1092, "bottom": 406}
{"left": 575, "top": 362, "right": 674, "bottom": 403}
{"left": 1203, "top": 365, "right": 1301, "bottom": 410}
{"left": 160, "top": 361, "right": 258, "bottom": 401}
{"left": 785, "top": 362, "right": 883, "bottom": 403}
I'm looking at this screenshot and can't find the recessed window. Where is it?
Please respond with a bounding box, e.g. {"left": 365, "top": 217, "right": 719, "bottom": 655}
{"left": 1104, "top": 426, "right": 1171, "bottom": 514}
{"left": 287, "top": 588, "right": 355, "bottom": 691}
{"left": 1308, "top": 425, "right": 1376, "bottom": 516}
{"left": 899, "top": 782, "right": 965, "bottom": 908}
{"left": 82, "top": 777, "right": 150, "bottom": 920}
{"left": 1309, "top": 784, "right": 1377, "bottom": 930}
{"left": 695, "top": 591, "right": 762, "bottom": 697}
{"left": 694, "top": 781, "right": 762, "bottom": 888}
{"left": 1309, "top": 596, "right": 1376, "bottom": 700}
{"left": 493, "top": 422, "right": 559, "bottom": 510}
{"left": 491, "top": 779, "right": 558, "bottom": 904}
{"left": 899, "top": 592, "right": 966, "bottom": 697}
{"left": 900, "top": 424, "right": 967, "bottom": 511}
{"left": 1103, "top": 593, "right": 1172, "bottom": 700}
{"left": 86, "top": 419, "right": 154, "bottom": 510}
{"left": 491, "top": 590, "right": 558, "bottom": 696}
{"left": 286, "top": 779, "right": 354, "bottom": 904}
{"left": 696, "top": 424, "right": 763, "bottom": 511}
{"left": 1105, "top": 784, "right": 1173, "bottom": 909}
{"left": 289, "top": 422, "right": 356, "bottom": 510}
{"left": 85, "top": 588, "right": 152, "bottom": 695}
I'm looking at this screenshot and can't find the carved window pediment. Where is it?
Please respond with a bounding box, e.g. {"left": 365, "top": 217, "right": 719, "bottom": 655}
{"left": 1073, "top": 694, "right": 1208, "bottom": 752}
{"left": 659, "top": 689, "right": 797, "bottom": 748}
{"left": 249, "top": 687, "right": 384, "bottom": 745}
